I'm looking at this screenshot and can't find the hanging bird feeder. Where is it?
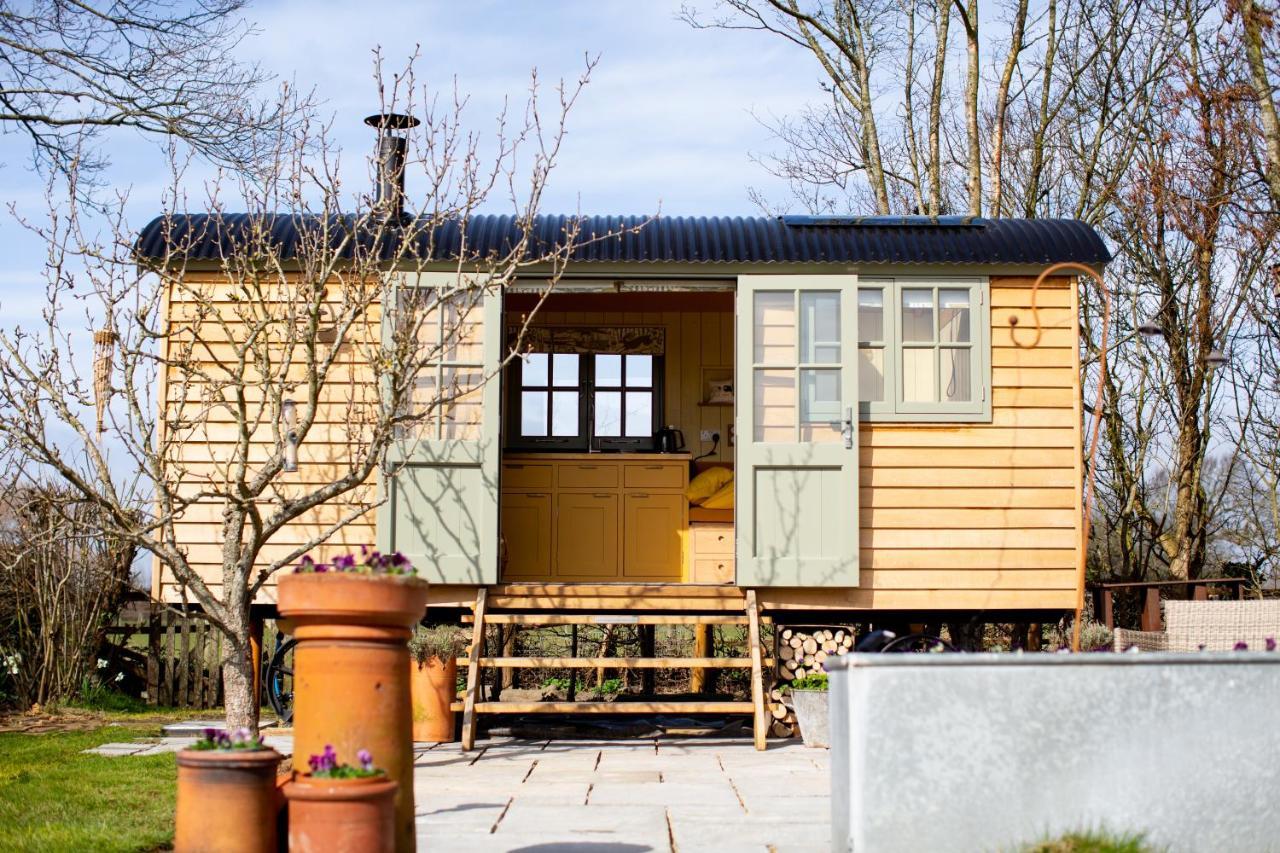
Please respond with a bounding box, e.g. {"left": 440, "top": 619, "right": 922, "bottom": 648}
{"left": 92, "top": 328, "right": 118, "bottom": 434}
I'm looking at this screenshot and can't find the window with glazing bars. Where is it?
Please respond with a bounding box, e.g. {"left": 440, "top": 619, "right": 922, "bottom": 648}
{"left": 857, "top": 278, "right": 989, "bottom": 421}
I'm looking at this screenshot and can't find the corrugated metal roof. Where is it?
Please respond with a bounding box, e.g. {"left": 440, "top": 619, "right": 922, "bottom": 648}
{"left": 134, "top": 213, "right": 1110, "bottom": 267}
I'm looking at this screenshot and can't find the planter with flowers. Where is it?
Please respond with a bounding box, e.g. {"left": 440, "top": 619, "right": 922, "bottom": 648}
{"left": 284, "top": 745, "right": 397, "bottom": 853}
{"left": 175, "top": 727, "right": 282, "bottom": 853}
{"left": 278, "top": 547, "right": 428, "bottom": 853}
{"left": 407, "top": 625, "right": 468, "bottom": 743}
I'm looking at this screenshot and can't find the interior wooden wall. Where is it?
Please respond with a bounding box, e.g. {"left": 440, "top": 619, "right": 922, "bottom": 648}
{"left": 508, "top": 292, "right": 735, "bottom": 462}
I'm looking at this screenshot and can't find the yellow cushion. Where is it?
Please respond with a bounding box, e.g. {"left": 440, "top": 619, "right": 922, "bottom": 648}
{"left": 686, "top": 467, "right": 733, "bottom": 505}
{"left": 700, "top": 480, "right": 735, "bottom": 510}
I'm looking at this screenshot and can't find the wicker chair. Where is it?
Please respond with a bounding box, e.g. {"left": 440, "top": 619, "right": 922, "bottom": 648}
{"left": 1113, "top": 599, "right": 1280, "bottom": 652}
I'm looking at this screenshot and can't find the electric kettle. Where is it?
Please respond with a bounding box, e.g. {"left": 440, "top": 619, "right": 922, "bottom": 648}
{"left": 655, "top": 425, "right": 686, "bottom": 453}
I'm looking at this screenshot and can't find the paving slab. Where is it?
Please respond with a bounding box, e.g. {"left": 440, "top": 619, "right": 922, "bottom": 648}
{"left": 84, "top": 743, "right": 149, "bottom": 755}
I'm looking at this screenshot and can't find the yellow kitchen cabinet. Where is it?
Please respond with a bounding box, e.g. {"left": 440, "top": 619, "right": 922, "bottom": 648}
{"left": 500, "top": 453, "right": 689, "bottom": 582}
{"left": 499, "top": 492, "right": 552, "bottom": 579}
{"left": 623, "top": 492, "right": 686, "bottom": 580}
{"left": 554, "top": 491, "right": 620, "bottom": 579}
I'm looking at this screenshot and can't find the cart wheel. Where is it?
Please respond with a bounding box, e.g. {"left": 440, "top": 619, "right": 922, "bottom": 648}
{"left": 265, "top": 637, "right": 298, "bottom": 724}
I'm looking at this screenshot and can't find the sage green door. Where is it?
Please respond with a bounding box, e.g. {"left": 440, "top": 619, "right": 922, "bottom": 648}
{"left": 378, "top": 272, "right": 501, "bottom": 584}
{"left": 735, "top": 275, "right": 859, "bottom": 587}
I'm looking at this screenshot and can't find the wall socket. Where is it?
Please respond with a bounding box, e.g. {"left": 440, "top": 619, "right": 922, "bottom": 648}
{"left": 699, "top": 429, "right": 716, "bottom": 443}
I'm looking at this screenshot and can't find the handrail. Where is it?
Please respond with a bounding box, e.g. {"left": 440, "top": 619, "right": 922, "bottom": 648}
{"left": 1086, "top": 578, "right": 1249, "bottom": 631}
{"left": 1087, "top": 578, "right": 1247, "bottom": 590}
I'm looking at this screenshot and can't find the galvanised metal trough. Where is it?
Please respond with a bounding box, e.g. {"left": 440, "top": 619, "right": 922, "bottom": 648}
{"left": 826, "top": 652, "right": 1280, "bottom": 853}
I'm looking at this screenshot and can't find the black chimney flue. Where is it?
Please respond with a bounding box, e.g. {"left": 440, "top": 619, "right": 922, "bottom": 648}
{"left": 364, "top": 113, "right": 420, "bottom": 223}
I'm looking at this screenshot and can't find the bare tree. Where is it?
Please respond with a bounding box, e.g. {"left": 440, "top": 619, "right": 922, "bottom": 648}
{"left": 0, "top": 0, "right": 305, "bottom": 175}
{"left": 682, "top": 0, "right": 1178, "bottom": 221}
{"left": 1094, "top": 5, "right": 1275, "bottom": 581}
{"left": 0, "top": 55, "right": 609, "bottom": 731}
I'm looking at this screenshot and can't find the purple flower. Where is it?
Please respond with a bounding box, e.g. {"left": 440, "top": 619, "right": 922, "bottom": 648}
{"left": 333, "top": 554, "right": 356, "bottom": 571}
{"left": 299, "top": 555, "right": 315, "bottom": 571}
{"left": 308, "top": 744, "right": 339, "bottom": 774}
{"left": 1267, "top": 636, "right": 1277, "bottom": 652}
{"left": 357, "top": 749, "right": 373, "bottom": 771}
{"left": 1234, "top": 641, "right": 1249, "bottom": 651}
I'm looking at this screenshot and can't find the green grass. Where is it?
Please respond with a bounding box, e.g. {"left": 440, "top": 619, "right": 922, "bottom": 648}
{"left": 0, "top": 728, "right": 176, "bottom": 852}
{"left": 1022, "top": 829, "right": 1159, "bottom": 853}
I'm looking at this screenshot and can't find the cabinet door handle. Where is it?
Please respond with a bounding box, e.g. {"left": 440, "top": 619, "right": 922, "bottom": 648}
{"left": 524, "top": 492, "right": 547, "bottom": 498}
{"left": 643, "top": 465, "right": 663, "bottom": 470}
{"left": 633, "top": 492, "right": 650, "bottom": 499}
{"left": 578, "top": 464, "right": 599, "bottom": 470}
{"left": 592, "top": 493, "right": 612, "bottom": 499}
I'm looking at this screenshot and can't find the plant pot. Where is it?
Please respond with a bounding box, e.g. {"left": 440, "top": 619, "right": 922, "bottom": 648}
{"left": 284, "top": 773, "right": 398, "bottom": 853}
{"left": 789, "top": 689, "right": 830, "bottom": 748}
{"left": 278, "top": 572, "right": 428, "bottom": 853}
{"left": 410, "top": 656, "right": 458, "bottom": 743}
{"left": 174, "top": 748, "right": 283, "bottom": 853}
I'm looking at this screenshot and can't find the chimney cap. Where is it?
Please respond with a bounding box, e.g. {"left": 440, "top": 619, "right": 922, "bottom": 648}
{"left": 364, "top": 113, "right": 420, "bottom": 132}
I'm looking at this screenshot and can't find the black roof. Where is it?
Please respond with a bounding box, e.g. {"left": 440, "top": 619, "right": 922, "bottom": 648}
{"left": 135, "top": 213, "right": 1110, "bottom": 267}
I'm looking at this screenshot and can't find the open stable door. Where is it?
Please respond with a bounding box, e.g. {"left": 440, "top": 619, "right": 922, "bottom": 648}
{"left": 378, "top": 272, "right": 502, "bottom": 584}
{"left": 735, "top": 276, "right": 860, "bottom": 587}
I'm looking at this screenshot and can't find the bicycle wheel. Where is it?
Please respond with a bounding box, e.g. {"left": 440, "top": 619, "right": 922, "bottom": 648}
{"left": 265, "top": 636, "right": 298, "bottom": 724}
{"left": 879, "top": 633, "right": 954, "bottom": 653}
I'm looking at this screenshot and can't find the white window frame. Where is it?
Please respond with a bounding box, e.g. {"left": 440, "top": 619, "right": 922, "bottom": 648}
{"left": 857, "top": 276, "right": 991, "bottom": 423}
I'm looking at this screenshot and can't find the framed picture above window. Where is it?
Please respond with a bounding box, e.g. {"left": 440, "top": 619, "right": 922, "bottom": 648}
{"left": 505, "top": 327, "right": 664, "bottom": 451}
{"left": 856, "top": 278, "right": 990, "bottom": 422}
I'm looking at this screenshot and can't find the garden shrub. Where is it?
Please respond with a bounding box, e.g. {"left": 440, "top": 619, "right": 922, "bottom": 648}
{"left": 0, "top": 483, "right": 136, "bottom": 708}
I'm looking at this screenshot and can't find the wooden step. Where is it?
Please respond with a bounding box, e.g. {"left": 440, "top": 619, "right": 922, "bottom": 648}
{"left": 473, "top": 656, "right": 768, "bottom": 669}
{"left": 472, "top": 701, "right": 754, "bottom": 714}
{"left": 458, "top": 585, "right": 771, "bottom": 752}
{"left": 470, "top": 613, "right": 756, "bottom": 626}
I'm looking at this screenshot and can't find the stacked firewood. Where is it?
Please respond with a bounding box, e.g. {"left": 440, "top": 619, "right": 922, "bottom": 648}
{"left": 769, "top": 626, "right": 856, "bottom": 738}
{"left": 778, "top": 627, "right": 854, "bottom": 678}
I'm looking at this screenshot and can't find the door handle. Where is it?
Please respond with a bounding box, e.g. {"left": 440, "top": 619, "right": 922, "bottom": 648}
{"left": 842, "top": 406, "right": 854, "bottom": 450}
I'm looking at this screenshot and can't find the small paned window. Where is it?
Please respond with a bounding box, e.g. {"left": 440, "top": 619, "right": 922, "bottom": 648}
{"left": 857, "top": 278, "right": 989, "bottom": 421}
{"left": 508, "top": 349, "right": 662, "bottom": 450}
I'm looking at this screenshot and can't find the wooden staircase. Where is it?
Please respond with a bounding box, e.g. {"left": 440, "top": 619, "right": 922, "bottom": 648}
{"left": 458, "top": 584, "right": 771, "bottom": 751}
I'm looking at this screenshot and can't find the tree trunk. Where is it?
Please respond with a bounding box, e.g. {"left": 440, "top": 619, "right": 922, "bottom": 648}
{"left": 927, "top": 0, "right": 952, "bottom": 215}
{"left": 221, "top": 633, "right": 258, "bottom": 732}
{"left": 991, "top": 0, "right": 1029, "bottom": 217}
{"left": 1241, "top": 0, "right": 1280, "bottom": 211}
{"left": 220, "top": 543, "right": 258, "bottom": 732}
{"left": 961, "top": 0, "right": 981, "bottom": 217}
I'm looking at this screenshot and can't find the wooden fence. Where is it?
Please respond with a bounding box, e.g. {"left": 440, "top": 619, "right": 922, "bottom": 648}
{"left": 105, "top": 603, "right": 223, "bottom": 708}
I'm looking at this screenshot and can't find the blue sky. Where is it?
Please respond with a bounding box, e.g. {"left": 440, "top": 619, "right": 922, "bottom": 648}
{"left": 0, "top": 1, "right": 822, "bottom": 323}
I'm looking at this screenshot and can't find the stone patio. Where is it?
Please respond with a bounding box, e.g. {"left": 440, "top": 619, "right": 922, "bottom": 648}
{"left": 87, "top": 733, "right": 832, "bottom": 851}
{"left": 413, "top": 737, "right": 831, "bottom": 852}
